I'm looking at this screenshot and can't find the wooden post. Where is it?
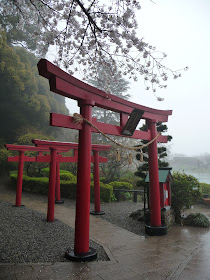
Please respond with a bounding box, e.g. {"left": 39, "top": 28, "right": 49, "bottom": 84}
{"left": 47, "top": 148, "right": 57, "bottom": 222}
{"left": 146, "top": 120, "right": 167, "bottom": 235}
{"left": 16, "top": 151, "right": 24, "bottom": 207}
{"left": 65, "top": 99, "right": 97, "bottom": 261}
{"left": 90, "top": 150, "right": 105, "bottom": 215}
{"left": 55, "top": 161, "right": 64, "bottom": 204}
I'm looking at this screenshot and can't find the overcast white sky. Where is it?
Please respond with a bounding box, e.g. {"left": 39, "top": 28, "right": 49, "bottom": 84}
{"left": 63, "top": 0, "right": 210, "bottom": 157}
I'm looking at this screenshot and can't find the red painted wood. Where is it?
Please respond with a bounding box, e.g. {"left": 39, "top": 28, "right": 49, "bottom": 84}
{"left": 16, "top": 151, "right": 24, "bottom": 207}
{"left": 93, "top": 151, "right": 100, "bottom": 213}
{"left": 147, "top": 120, "right": 161, "bottom": 226}
{"left": 47, "top": 148, "right": 57, "bottom": 222}
{"left": 50, "top": 113, "right": 168, "bottom": 143}
{"left": 8, "top": 156, "right": 36, "bottom": 162}
{"left": 33, "top": 139, "right": 111, "bottom": 151}
{"left": 5, "top": 144, "right": 50, "bottom": 152}
{"left": 159, "top": 183, "right": 164, "bottom": 208}
{"left": 56, "top": 162, "right": 61, "bottom": 202}
{"left": 37, "top": 59, "right": 172, "bottom": 122}
{"left": 74, "top": 100, "right": 93, "bottom": 254}
{"left": 6, "top": 144, "right": 71, "bottom": 153}
{"left": 120, "top": 113, "right": 128, "bottom": 128}
{"left": 32, "top": 139, "right": 78, "bottom": 149}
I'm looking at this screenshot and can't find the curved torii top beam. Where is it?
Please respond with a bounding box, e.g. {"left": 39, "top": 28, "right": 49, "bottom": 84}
{"left": 37, "top": 59, "right": 172, "bottom": 123}
{"left": 32, "top": 139, "right": 111, "bottom": 152}
{"left": 5, "top": 144, "right": 71, "bottom": 153}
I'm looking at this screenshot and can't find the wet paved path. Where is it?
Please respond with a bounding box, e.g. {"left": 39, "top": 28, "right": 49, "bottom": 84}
{"left": 0, "top": 191, "right": 210, "bottom": 280}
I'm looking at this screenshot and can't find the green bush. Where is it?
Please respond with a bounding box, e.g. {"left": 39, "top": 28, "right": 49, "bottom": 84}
{"left": 171, "top": 172, "right": 202, "bottom": 223}
{"left": 10, "top": 170, "right": 18, "bottom": 175}
{"left": 60, "top": 172, "right": 76, "bottom": 182}
{"left": 40, "top": 168, "right": 76, "bottom": 181}
{"left": 10, "top": 174, "right": 49, "bottom": 194}
{"left": 10, "top": 174, "right": 112, "bottom": 202}
{"left": 60, "top": 180, "right": 77, "bottom": 199}
{"left": 100, "top": 184, "right": 113, "bottom": 202}
{"left": 40, "top": 167, "right": 50, "bottom": 177}
{"left": 200, "top": 183, "right": 210, "bottom": 195}
{"left": 90, "top": 182, "right": 113, "bottom": 203}
{"left": 90, "top": 173, "right": 94, "bottom": 181}
{"left": 184, "top": 213, "right": 210, "bottom": 227}
{"left": 109, "top": 181, "right": 133, "bottom": 190}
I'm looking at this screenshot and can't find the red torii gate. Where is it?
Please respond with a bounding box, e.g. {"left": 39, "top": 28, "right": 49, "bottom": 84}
{"left": 6, "top": 142, "right": 110, "bottom": 219}
{"left": 5, "top": 144, "right": 71, "bottom": 207}
{"left": 37, "top": 59, "right": 172, "bottom": 261}
{"left": 32, "top": 139, "right": 111, "bottom": 218}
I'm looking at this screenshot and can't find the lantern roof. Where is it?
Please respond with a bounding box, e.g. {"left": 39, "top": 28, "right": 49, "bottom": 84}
{"left": 145, "top": 168, "right": 172, "bottom": 183}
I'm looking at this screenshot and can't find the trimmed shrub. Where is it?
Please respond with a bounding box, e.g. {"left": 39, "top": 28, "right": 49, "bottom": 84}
{"left": 10, "top": 170, "right": 18, "bottom": 175}
{"left": 90, "top": 182, "right": 113, "bottom": 203}
{"left": 23, "top": 176, "right": 49, "bottom": 194}
{"left": 40, "top": 168, "right": 76, "bottom": 182}
{"left": 40, "top": 167, "right": 50, "bottom": 177}
{"left": 100, "top": 184, "right": 113, "bottom": 202}
{"left": 90, "top": 173, "right": 94, "bottom": 181}
{"left": 12, "top": 174, "right": 49, "bottom": 195}
{"left": 184, "top": 213, "right": 210, "bottom": 227}
{"left": 100, "top": 177, "right": 109, "bottom": 183}
{"left": 60, "top": 180, "right": 77, "bottom": 199}
{"left": 60, "top": 172, "right": 76, "bottom": 182}
{"left": 109, "top": 181, "right": 133, "bottom": 190}
{"left": 10, "top": 173, "right": 18, "bottom": 189}
{"left": 10, "top": 174, "right": 112, "bottom": 202}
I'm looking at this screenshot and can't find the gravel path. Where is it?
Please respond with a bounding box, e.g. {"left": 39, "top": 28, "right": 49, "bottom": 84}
{"left": 0, "top": 192, "right": 145, "bottom": 264}
{"left": 0, "top": 200, "right": 108, "bottom": 263}
{"left": 91, "top": 201, "right": 145, "bottom": 236}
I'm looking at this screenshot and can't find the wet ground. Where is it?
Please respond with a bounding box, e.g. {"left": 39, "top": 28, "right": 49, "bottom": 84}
{"left": 0, "top": 186, "right": 210, "bottom": 280}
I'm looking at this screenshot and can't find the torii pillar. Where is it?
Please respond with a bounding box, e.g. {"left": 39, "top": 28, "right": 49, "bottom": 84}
{"left": 65, "top": 99, "right": 97, "bottom": 260}
{"left": 145, "top": 120, "right": 167, "bottom": 235}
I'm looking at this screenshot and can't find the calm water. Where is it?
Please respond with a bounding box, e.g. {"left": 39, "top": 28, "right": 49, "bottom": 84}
{"left": 185, "top": 172, "right": 210, "bottom": 184}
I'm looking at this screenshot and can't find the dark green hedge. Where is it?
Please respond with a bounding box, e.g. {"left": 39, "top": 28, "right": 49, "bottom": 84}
{"left": 60, "top": 173, "right": 76, "bottom": 182}
{"left": 10, "top": 174, "right": 113, "bottom": 202}
{"left": 40, "top": 168, "right": 76, "bottom": 182}
{"left": 109, "top": 181, "right": 133, "bottom": 190}
{"left": 90, "top": 182, "right": 113, "bottom": 203}
{"left": 10, "top": 174, "right": 49, "bottom": 195}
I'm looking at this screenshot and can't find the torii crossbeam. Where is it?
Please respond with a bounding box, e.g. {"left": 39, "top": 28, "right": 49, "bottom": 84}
{"left": 37, "top": 59, "right": 172, "bottom": 261}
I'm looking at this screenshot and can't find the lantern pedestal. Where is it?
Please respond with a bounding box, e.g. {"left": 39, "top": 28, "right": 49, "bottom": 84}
{"left": 145, "top": 224, "right": 167, "bottom": 236}
{"left": 65, "top": 247, "right": 97, "bottom": 262}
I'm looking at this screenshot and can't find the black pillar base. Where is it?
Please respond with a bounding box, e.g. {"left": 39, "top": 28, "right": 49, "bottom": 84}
{"left": 13, "top": 205, "right": 25, "bottom": 207}
{"left": 90, "top": 210, "right": 105, "bottom": 215}
{"left": 55, "top": 200, "right": 64, "bottom": 204}
{"left": 65, "top": 247, "right": 97, "bottom": 262}
{"left": 145, "top": 224, "right": 168, "bottom": 236}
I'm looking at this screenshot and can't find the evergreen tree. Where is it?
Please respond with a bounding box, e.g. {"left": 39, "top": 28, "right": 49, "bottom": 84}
{"left": 135, "top": 122, "right": 172, "bottom": 188}
{"left": 0, "top": 31, "right": 69, "bottom": 143}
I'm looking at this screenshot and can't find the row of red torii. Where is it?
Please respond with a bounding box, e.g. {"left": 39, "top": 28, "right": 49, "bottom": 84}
{"left": 6, "top": 140, "right": 111, "bottom": 219}
{"left": 12, "top": 58, "right": 172, "bottom": 261}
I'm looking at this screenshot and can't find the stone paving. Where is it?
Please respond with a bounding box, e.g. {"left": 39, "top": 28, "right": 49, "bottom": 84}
{"left": 0, "top": 190, "right": 210, "bottom": 280}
